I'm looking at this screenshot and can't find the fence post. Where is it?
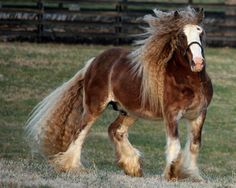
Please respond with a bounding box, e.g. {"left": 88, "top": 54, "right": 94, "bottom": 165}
{"left": 59, "top": 3, "right": 63, "bottom": 8}
{"left": 115, "top": 0, "right": 128, "bottom": 45}
{"left": 115, "top": 1, "right": 122, "bottom": 45}
{"left": 224, "top": 0, "right": 236, "bottom": 46}
{"left": 122, "top": 0, "right": 128, "bottom": 12}
{"left": 37, "top": 0, "right": 44, "bottom": 42}
{"left": 225, "top": 0, "right": 236, "bottom": 16}
{"left": 188, "top": 0, "right": 193, "bottom": 4}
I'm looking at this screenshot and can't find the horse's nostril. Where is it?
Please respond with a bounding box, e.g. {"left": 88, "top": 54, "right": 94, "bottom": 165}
{"left": 195, "top": 63, "right": 203, "bottom": 69}
{"left": 191, "top": 58, "right": 204, "bottom": 72}
{"left": 193, "top": 57, "right": 204, "bottom": 65}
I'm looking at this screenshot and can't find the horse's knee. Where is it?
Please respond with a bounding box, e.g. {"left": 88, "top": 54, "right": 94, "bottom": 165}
{"left": 190, "top": 143, "right": 200, "bottom": 154}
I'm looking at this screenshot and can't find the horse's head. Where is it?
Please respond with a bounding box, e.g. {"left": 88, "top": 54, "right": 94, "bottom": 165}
{"left": 177, "top": 9, "right": 205, "bottom": 72}
{"left": 131, "top": 7, "right": 206, "bottom": 73}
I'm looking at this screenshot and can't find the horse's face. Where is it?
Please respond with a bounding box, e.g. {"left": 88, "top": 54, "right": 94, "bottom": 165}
{"left": 183, "top": 24, "right": 205, "bottom": 72}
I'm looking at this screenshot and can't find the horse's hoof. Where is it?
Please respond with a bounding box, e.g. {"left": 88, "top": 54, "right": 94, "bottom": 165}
{"left": 124, "top": 168, "right": 143, "bottom": 177}
{"left": 120, "top": 160, "right": 143, "bottom": 177}
{"left": 163, "top": 165, "right": 180, "bottom": 181}
{"left": 48, "top": 152, "right": 85, "bottom": 173}
{"left": 118, "top": 155, "right": 143, "bottom": 177}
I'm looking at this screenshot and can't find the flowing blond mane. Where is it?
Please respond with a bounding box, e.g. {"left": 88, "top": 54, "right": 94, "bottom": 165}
{"left": 129, "top": 7, "right": 202, "bottom": 112}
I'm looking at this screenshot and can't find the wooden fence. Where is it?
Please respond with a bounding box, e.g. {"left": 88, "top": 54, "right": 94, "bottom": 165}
{"left": 0, "top": 0, "right": 235, "bottom": 47}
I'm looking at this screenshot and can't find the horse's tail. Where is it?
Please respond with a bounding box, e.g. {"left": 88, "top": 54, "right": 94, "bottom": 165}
{"left": 25, "top": 58, "right": 95, "bottom": 158}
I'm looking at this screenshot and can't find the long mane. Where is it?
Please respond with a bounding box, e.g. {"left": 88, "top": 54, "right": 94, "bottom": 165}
{"left": 129, "top": 7, "right": 202, "bottom": 112}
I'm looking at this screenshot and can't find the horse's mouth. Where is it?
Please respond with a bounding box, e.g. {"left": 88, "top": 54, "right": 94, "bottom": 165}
{"left": 191, "top": 61, "right": 204, "bottom": 72}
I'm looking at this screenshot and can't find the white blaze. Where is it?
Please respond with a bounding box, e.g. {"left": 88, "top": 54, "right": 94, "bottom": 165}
{"left": 183, "top": 24, "right": 203, "bottom": 60}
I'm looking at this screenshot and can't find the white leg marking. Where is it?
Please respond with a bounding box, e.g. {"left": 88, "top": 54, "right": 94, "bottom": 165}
{"left": 182, "top": 119, "right": 203, "bottom": 178}
{"left": 118, "top": 132, "right": 141, "bottom": 159}
{"left": 52, "top": 121, "right": 94, "bottom": 171}
{"left": 118, "top": 137, "right": 141, "bottom": 166}
{"left": 166, "top": 137, "right": 181, "bottom": 165}
{"left": 66, "top": 123, "right": 93, "bottom": 166}
{"left": 183, "top": 135, "right": 198, "bottom": 170}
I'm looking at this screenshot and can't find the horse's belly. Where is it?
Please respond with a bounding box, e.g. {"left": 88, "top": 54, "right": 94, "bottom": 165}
{"left": 111, "top": 96, "right": 163, "bottom": 120}
{"left": 127, "top": 108, "right": 163, "bottom": 120}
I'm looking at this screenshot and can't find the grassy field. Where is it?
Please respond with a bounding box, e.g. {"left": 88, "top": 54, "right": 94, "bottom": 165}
{"left": 0, "top": 42, "right": 236, "bottom": 187}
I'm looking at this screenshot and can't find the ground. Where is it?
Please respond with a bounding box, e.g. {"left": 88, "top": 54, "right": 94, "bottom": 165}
{"left": 0, "top": 43, "right": 236, "bottom": 187}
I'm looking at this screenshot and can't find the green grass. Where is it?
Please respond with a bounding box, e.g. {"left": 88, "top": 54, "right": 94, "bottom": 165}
{"left": 0, "top": 43, "right": 236, "bottom": 186}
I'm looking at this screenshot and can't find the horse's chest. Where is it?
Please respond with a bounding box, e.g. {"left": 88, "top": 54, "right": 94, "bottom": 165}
{"left": 183, "top": 90, "right": 207, "bottom": 120}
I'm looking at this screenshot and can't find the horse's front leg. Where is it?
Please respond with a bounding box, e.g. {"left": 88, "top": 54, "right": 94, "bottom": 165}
{"left": 181, "top": 111, "right": 206, "bottom": 181}
{"left": 163, "top": 114, "right": 182, "bottom": 181}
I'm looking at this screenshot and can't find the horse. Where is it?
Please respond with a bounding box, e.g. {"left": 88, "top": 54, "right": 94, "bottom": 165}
{"left": 25, "top": 7, "right": 213, "bottom": 181}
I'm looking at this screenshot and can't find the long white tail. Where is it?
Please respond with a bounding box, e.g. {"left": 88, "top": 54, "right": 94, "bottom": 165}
{"left": 25, "top": 58, "right": 94, "bottom": 157}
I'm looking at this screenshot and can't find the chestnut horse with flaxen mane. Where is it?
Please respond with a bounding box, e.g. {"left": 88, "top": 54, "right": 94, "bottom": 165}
{"left": 26, "top": 7, "right": 213, "bottom": 181}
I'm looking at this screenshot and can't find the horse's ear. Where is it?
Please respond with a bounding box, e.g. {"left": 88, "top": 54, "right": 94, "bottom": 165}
{"left": 198, "top": 8, "right": 204, "bottom": 23}
{"left": 174, "top": 10, "right": 180, "bottom": 19}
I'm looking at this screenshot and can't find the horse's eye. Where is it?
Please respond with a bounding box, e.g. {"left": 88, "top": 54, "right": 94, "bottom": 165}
{"left": 196, "top": 26, "right": 203, "bottom": 33}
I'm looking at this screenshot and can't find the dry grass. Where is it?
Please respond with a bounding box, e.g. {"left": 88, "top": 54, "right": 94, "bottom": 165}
{"left": 1, "top": 159, "right": 235, "bottom": 188}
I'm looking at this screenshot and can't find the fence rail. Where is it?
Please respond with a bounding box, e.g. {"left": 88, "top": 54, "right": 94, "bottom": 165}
{"left": 0, "top": 0, "right": 235, "bottom": 46}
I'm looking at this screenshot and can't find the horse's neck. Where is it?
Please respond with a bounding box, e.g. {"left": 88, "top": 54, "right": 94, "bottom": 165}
{"left": 173, "top": 49, "right": 189, "bottom": 70}
{"left": 169, "top": 50, "right": 207, "bottom": 83}
{"left": 198, "top": 67, "right": 207, "bottom": 83}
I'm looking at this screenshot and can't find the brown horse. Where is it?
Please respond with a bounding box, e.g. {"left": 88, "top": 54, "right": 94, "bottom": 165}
{"left": 25, "top": 7, "right": 213, "bottom": 181}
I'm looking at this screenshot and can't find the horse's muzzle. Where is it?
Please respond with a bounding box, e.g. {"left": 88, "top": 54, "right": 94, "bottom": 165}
{"left": 191, "top": 57, "right": 204, "bottom": 72}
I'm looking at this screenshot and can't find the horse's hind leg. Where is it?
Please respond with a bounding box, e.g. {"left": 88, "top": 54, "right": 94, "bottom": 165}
{"left": 51, "top": 108, "right": 102, "bottom": 172}
{"left": 108, "top": 114, "right": 142, "bottom": 177}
